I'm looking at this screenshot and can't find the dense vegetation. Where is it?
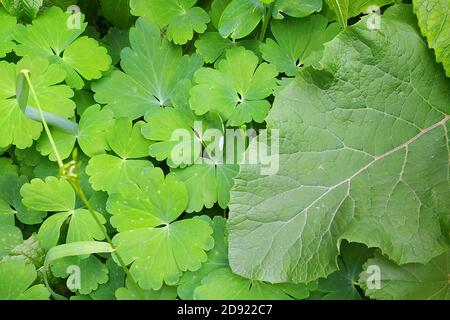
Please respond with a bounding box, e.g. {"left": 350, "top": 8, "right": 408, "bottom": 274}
{"left": 0, "top": 0, "right": 448, "bottom": 300}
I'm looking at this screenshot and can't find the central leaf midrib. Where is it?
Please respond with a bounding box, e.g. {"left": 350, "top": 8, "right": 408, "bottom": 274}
{"left": 282, "top": 115, "right": 450, "bottom": 219}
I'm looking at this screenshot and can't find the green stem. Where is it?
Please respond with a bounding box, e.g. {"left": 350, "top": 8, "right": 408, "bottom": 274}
{"left": 70, "top": 178, "right": 146, "bottom": 300}
{"left": 22, "top": 70, "right": 64, "bottom": 169}
{"left": 21, "top": 70, "right": 146, "bottom": 301}
{"left": 259, "top": 2, "right": 275, "bottom": 42}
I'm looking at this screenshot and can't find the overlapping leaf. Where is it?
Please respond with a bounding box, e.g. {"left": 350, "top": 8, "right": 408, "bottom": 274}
{"left": 413, "top": 0, "right": 450, "bottom": 77}
{"left": 14, "top": 6, "right": 111, "bottom": 89}
{"left": 0, "top": 260, "right": 49, "bottom": 300}
{"left": 92, "top": 18, "right": 203, "bottom": 120}
{"left": 261, "top": 15, "right": 339, "bottom": 76}
{"left": 20, "top": 177, "right": 106, "bottom": 250}
{"left": 107, "top": 167, "right": 214, "bottom": 290}
{"left": 360, "top": 251, "right": 449, "bottom": 299}
{"left": 0, "top": 8, "right": 16, "bottom": 58}
{"left": 228, "top": 6, "right": 450, "bottom": 284}
{"left": 0, "top": 57, "right": 75, "bottom": 149}
{"left": 86, "top": 117, "right": 154, "bottom": 194}
{"left": 190, "top": 47, "right": 278, "bottom": 126}
{"left": 130, "top": 0, "right": 210, "bottom": 45}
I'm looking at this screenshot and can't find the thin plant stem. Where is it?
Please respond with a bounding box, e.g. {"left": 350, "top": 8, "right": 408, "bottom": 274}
{"left": 22, "top": 70, "right": 64, "bottom": 168}
{"left": 21, "top": 70, "right": 146, "bottom": 300}
{"left": 259, "top": 2, "right": 275, "bottom": 42}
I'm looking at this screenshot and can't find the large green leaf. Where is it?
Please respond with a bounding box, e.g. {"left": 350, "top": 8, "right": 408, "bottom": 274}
{"left": 413, "top": 0, "right": 450, "bottom": 77}
{"left": 228, "top": 5, "right": 450, "bottom": 284}
{"left": 92, "top": 18, "right": 203, "bottom": 119}
{"left": 360, "top": 251, "right": 449, "bottom": 299}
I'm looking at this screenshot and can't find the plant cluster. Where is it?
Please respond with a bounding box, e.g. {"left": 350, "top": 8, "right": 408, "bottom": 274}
{"left": 0, "top": 0, "right": 448, "bottom": 300}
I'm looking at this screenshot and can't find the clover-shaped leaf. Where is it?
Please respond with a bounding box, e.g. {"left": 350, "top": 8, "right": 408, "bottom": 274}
{"left": 107, "top": 167, "right": 214, "bottom": 290}
{"left": 37, "top": 105, "right": 115, "bottom": 161}
{"left": 89, "top": 258, "right": 125, "bottom": 300}
{"left": 13, "top": 6, "right": 111, "bottom": 89}
{"left": 177, "top": 216, "right": 228, "bottom": 300}
{"left": 20, "top": 177, "right": 106, "bottom": 250}
{"left": 142, "top": 106, "right": 223, "bottom": 168}
{"left": 0, "top": 260, "right": 50, "bottom": 300}
{"left": 92, "top": 18, "right": 203, "bottom": 120}
{"left": 261, "top": 15, "right": 339, "bottom": 76}
{"left": 86, "top": 118, "right": 154, "bottom": 194}
{"left": 315, "top": 242, "right": 374, "bottom": 300}
{"left": 0, "top": 172, "right": 47, "bottom": 225}
{"left": 0, "top": 8, "right": 16, "bottom": 58}
{"left": 172, "top": 161, "right": 239, "bottom": 212}
{"left": 130, "top": 0, "right": 210, "bottom": 45}
{"left": 0, "top": 57, "right": 75, "bottom": 149}
{"left": 190, "top": 47, "right": 278, "bottom": 126}
{"left": 51, "top": 255, "right": 109, "bottom": 295}
{"left": 194, "top": 32, "right": 260, "bottom": 65}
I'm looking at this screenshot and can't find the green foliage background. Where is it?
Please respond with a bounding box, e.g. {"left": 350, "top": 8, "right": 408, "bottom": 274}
{"left": 0, "top": 0, "right": 448, "bottom": 300}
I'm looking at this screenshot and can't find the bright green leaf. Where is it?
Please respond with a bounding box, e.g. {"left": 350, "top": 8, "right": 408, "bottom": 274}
{"left": 172, "top": 162, "right": 239, "bottom": 212}
{"left": 413, "top": 0, "right": 450, "bottom": 77}
{"left": 108, "top": 167, "right": 214, "bottom": 290}
{"left": 14, "top": 6, "right": 111, "bottom": 89}
{"left": 52, "top": 255, "right": 109, "bottom": 295}
{"left": 228, "top": 6, "right": 450, "bottom": 284}
{"left": 92, "top": 18, "right": 203, "bottom": 119}
{"left": 131, "top": 0, "right": 210, "bottom": 45}
{"left": 261, "top": 15, "right": 339, "bottom": 76}
{"left": 218, "top": 0, "right": 266, "bottom": 39}
{"left": 190, "top": 47, "right": 278, "bottom": 126}
{"left": 0, "top": 8, "right": 16, "bottom": 58}
{"left": 0, "top": 57, "right": 75, "bottom": 149}
{"left": 21, "top": 177, "right": 75, "bottom": 212}
{"left": 0, "top": 260, "right": 49, "bottom": 300}
{"left": 107, "top": 118, "right": 152, "bottom": 159}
